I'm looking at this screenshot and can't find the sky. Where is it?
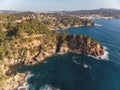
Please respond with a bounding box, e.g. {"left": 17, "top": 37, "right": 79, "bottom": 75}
{"left": 0, "top": 0, "right": 120, "bottom": 11}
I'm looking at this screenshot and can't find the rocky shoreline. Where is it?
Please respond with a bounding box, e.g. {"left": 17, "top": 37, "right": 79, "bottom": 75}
{"left": 22, "top": 34, "right": 104, "bottom": 65}
{"left": 28, "top": 13, "right": 95, "bottom": 31}
{"left": 0, "top": 34, "right": 104, "bottom": 90}
{"left": 52, "top": 23, "right": 95, "bottom": 31}
{"left": 0, "top": 13, "right": 103, "bottom": 90}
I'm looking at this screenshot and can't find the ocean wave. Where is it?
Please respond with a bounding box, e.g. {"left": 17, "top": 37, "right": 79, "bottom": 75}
{"left": 72, "top": 46, "right": 109, "bottom": 61}
{"left": 73, "top": 60, "right": 91, "bottom": 68}
{"left": 26, "top": 72, "right": 34, "bottom": 80}
{"left": 72, "top": 57, "right": 91, "bottom": 68}
{"left": 18, "top": 74, "right": 60, "bottom": 90}
{"left": 83, "top": 63, "right": 91, "bottom": 69}
{"left": 18, "top": 82, "right": 29, "bottom": 90}
{"left": 72, "top": 57, "right": 81, "bottom": 65}
{"left": 94, "top": 23, "right": 102, "bottom": 26}
{"left": 73, "top": 59, "right": 81, "bottom": 65}
{"left": 88, "top": 46, "right": 109, "bottom": 60}
{"left": 39, "top": 85, "right": 60, "bottom": 90}
{"left": 18, "top": 72, "right": 34, "bottom": 90}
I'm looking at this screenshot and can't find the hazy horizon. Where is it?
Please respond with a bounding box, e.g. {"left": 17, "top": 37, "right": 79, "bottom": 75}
{"left": 0, "top": 8, "right": 120, "bottom": 12}
{"left": 0, "top": 0, "right": 120, "bottom": 11}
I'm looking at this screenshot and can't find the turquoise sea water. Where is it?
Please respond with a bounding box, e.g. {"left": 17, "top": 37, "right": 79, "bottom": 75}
{"left": 18, "top": 19, "right": 120, "bottom": 90}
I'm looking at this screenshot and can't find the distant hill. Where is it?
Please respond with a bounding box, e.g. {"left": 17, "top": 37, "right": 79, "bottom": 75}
{"left": 0, "top": 10, "right": 22, "bottom": 14}
{"left": 0, "top": 10, "right": 33, "bottom": 14}
{"left": 1, "top": 9, "right": 120, "bottom": 18}
{"left": 62, "top": 8, "right": 120, "bottom": 18}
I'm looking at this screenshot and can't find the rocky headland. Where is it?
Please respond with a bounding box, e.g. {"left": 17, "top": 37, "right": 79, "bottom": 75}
{"left": 0, "top": 34, "right": 104, "bottom": 90}
{"left": 0, "top": 13, "right": 103, "bottom": 90}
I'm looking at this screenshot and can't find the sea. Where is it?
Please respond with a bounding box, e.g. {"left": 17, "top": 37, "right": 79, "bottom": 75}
{"left": 17, "top": 19, "right": 120, "bottom": 90}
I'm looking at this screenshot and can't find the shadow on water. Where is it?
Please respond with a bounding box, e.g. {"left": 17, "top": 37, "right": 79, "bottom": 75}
{"left": 15, "top": 53, "right": 120, "bottom": 90}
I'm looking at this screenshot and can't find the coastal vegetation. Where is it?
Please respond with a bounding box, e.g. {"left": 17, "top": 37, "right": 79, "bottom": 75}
{"left": 0, "top": 13, "right": 103, "bottom": 90}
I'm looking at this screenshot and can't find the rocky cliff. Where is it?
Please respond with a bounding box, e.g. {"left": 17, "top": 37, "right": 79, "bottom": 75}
{"left": 31, "top": 34, "right": 104, "bottom": 64}
{"left": 0, "top": 13, "right": 103, "bottom": 90}
{"left": 0, "top": 33, "right": 104, "bottom": 90}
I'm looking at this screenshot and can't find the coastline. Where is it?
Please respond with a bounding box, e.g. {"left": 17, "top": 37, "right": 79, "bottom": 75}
{"left": 0, "top": 13, "right": 104, "bottom": 90}
{"left": 17, "top": 46, "right": 109, "bottom": 90}
{"left": 52, "top": 24, "right": 95, "bottom": 31}
{"left": 18, "top": 72, "right": 33, "bottom": 90}
{"left": 88, "top": 46, "right": 109, "bottom": 60}
{"left": 0, "top": 32, "right": 105, "bottom": 90}
{"left": 16, "top": 44, "right": 107, "bottom": 90}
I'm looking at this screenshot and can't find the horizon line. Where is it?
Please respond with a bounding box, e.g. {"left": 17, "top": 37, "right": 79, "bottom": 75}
{"left": 0, "top": 8, "right": 120, "bottom": 12}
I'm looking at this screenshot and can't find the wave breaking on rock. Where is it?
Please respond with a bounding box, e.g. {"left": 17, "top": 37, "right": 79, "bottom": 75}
{"left": 88, "top": 46, "right": 109, "bottom": 60}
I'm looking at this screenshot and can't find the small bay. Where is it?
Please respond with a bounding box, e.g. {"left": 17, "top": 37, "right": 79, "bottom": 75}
{"left": 18, "top": 19, "right": 120, "bottom": 90}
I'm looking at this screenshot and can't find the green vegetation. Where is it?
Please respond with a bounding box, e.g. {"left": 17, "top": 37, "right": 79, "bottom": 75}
{"left": 31, "top": 13, "right": 94, "bottom": 30}
{"left": 0, "top": 12, "right": 103, "bottom": 90}
{"left": 0, "top": 13, "right": 57, "bottom": 60}
{"left": 16, "top": 19, "right": 51, "bottom": 37}
{"left": 0, "top": 13, "right": 99, "bottom": 61}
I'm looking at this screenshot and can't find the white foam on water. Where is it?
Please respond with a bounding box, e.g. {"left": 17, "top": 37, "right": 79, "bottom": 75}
{"left": 18, "top": 46, "right": 109, "bottom": 90}
{"left": 94, "top": 23, "right": 102, "bottom": 26}
{"left": 72, "top": 59, "right": 81, "bottom": 65}
{"left": 18, "top": 74, "right": 60, "bottom": 90}
{"left": 72, "top": 57, "right": 91, "bottom": 68}
{"left": 18, "top": 86, "right": 26, "bottom": 90}
{"left": 83, "top": 64, "right": 89, "bottom": 68}
{"left": 88, "top": 46, "right": 109, "bottom": 60}
{"left": 43, "top": 61, "right": 48, "bottom": 63}
{"left": 26, "top": 72, "right": 34, "bottom": 80}
{"left": 72, "top": 57, "right": 81, "bottom": 65}
{"left": 18, "top": 82, "right": 29, "bottom": 90}
{"left": 83, "top": 63, "right": 91, "bottom": 68}
{"left": 18, "top": 72, "right": 34, "bottom": 90}
{"left": 72, "top": 59, "right": 91, "bottom": 69}
{"left": 39, "top": 85, "right": 60, "bottom": 90}
{"left": 100, "top": 46, "right": 109, "bottom": 60}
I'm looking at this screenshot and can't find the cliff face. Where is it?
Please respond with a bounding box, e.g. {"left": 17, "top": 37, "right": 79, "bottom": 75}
{"left": 2, "top": 34, "right": 104, "bottom": 65}
{"left": 29, "top": 34, "right": 104, "bottom": 64}
{"left": 66, "top": 35, "right": 104, "bottom": 56}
